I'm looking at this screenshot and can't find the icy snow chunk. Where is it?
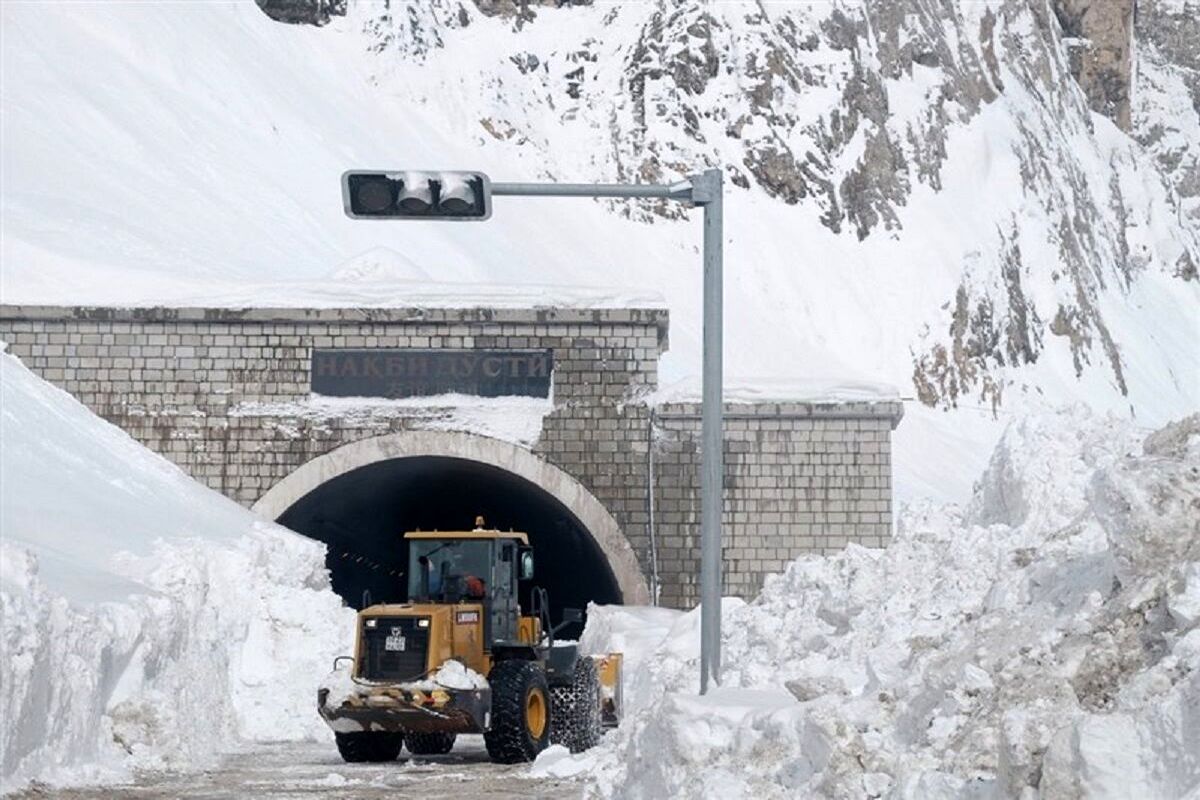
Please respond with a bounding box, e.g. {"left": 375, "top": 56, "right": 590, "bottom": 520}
{"left": 1170, "top": 564, "right": 1200, "bottom": 629}
{"left": 967, "top": 408, "right": 1140, "bottom": 529}
{"left": 1143, "top": 413, "right": 1200, "bottom": 460}
{"left": 429, "top": 660, "right": 488, "bottom": 691}
{"left": 784, "top": 675, "right": 847, "bottom": 703}
{"left": 1041, "top": 670, "right": 1200, "bottom": 800}
{"left": 318, "top": 664, "right": 358, "bottom": 710}
{"left": 530, "top": 744, "right": 594, "bottom": 779}
{"left": 309, "top": 772, "right": 354, "bottom": 787}
{"left": 1090, "top": 434, "right": 1200, "bottom": 587}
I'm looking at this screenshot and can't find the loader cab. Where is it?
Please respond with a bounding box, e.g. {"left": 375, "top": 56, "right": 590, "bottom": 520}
{"left": 404, "top": 521, "right": 533, "bottom": 647}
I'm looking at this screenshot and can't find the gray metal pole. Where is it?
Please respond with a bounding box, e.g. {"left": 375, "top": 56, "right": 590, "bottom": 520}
{"left": 489, "top": 172, "right": 724, "bottom": 692}
{"left": 690, "top": 168, "right": 723, "bottom": 693}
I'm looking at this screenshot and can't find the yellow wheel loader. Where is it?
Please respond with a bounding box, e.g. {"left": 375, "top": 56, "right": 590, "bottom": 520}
{"left": 317, "top": 518, "right": 623, "bottom": 764}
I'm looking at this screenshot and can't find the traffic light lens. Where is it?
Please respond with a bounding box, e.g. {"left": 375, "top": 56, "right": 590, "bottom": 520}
{"left": 398, "top": 196, "right": 431, "bottom": 212}
{"left": 343, "top": 170, "right": 491, "bottom": 220}
{"left": 397, "top": 173, "right": 434, "bottom": 213}
{"left": 440, "top": 196, "right": 473, "bottom": 213}
{"left": 437, "top": 173, "right": 480, "bottom": 215}
{"left": 353, "top": 178, "right": 394, "bottom": 213}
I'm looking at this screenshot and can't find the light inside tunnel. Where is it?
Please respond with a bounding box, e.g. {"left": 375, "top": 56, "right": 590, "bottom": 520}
{"left": 275, "top": 456, "right": 622, "bottom": 638}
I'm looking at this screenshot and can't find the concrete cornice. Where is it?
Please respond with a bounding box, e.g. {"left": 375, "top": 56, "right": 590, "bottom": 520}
{"left": 0, "top": 304, "right": 669, "bottom": 327}
{"left": 654, "top": 400, "right": 906, "bottom": 427}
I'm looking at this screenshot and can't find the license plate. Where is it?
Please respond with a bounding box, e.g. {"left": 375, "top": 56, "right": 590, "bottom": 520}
{"left": 385, "top": 633, "right": 406, "bottom": 652}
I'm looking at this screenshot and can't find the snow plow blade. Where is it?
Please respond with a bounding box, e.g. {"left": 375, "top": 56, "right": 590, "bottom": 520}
{"left": 318, "top": 684, "right": 492, "bottom": 735}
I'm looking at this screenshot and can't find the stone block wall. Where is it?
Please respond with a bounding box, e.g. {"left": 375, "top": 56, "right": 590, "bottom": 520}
{"left": 0, "top": 304, "right": 903, "bottom": 609}
{"left": 650, "top": 401, "right": 900, "bottom": 607}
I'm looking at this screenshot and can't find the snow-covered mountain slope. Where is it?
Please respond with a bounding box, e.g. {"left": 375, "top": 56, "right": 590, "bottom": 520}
{"left": 1136, "top": 0, "right": 1200, "bottom": 228}
{"left": 1, "top": 1, "right": 1196, "bottom": 502}
{"left": 0, "top": 349, "right": 351, "bottom": 791}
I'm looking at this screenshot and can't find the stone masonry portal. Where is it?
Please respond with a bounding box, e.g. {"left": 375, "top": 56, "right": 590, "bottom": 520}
{"left": 0, "top": 304, "right": 903, "bottom": 609}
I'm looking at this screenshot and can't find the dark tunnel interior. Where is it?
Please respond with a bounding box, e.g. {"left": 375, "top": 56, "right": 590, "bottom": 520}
{"left": 276, "top": 456, "right": 622, "bottom": 639}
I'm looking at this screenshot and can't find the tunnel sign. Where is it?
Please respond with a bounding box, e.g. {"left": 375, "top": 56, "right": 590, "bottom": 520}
{"left": 311, "top": 349, "right": 553, "bottom": 399}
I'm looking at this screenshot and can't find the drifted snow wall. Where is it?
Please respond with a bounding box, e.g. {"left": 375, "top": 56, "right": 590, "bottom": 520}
{"left": 0, "top": 351, "right": 353, "bottom": 791}
{"left": 564, "top": 409, "right": 1200, "bottom": 799}
{"left": 0, "top": 531, "right": 351, "bottom": 791}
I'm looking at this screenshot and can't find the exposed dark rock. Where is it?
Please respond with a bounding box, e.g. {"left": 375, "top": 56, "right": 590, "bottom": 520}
{"left": 913, "top": 225, "right": 1045, "bottom": 412}
{"left": 742, "top": 144, "right": 807, "bottom": 205}
{"left": 1135, "top": 0, "right": 1200, "bottom": 227}
{"left": 1052, "top": 0, "right": 1134, "bottom": 130}
{"left": 473, "top": 0, "right": 592, "bottom": 25}
{"left": 1176, "top": 250, "right": 1199, "bottom": 282}
{"left": 509, "top": 53, "right": 540, "bottom": 74}
{"left": 255, "top": 0, "right": 345, "bottom": 26}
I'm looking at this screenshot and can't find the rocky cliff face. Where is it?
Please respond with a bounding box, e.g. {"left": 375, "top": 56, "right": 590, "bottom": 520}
{"left": 256, "top": 0, "right": 345, "bottom": 26}
{"left": 257, "top": 0, "right": 1197, "bottom": 415}
{"left": 1135, "top": 0, "right": 1200, "bottom": 234}
{"left": 1052, "top": 0, "right": 1135, "bottom": 130}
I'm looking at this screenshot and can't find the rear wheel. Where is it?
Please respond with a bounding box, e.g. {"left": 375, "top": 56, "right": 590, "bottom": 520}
{"left": 550, "top": 655, "right": 602, "bottom": 753}
{"left": 404, "top": 732, "right": 456, "bottom": 755}
{"left": 483, "top": 660, "right": 551, "bottom": 764}
{"left": 334, "top": 731, "right": 403, "bottom": 763}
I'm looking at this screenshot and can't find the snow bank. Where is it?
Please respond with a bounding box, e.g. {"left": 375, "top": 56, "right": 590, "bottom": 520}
{"left": 0, "top": 345, "right": 253, "bottom": 602}
{"left": 556, "top": 409, "right": 1200, "bottom": 799}
{"left": 648, "top": 376, "right": 901, "bottom": 407}
{"left": 428, "top": 659, "right": 489, "bottom": 691}
{"left": 231, "top": 392, "right": 553, "bottom": 449}
{"left": 0, "top": 351, "right": 353, "bottom": 792}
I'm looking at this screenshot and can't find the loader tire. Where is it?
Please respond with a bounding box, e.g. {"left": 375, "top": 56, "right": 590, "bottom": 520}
{"left": 483, "top": 660, "right": 551, "bottom": 764}
{"left": 334, "top": 731, "right": 403, "bottom": 763}
{"left": 550, "top": 654, "right": 602, "bottom": 753}
{"left": 404, "top": 732, "right": 456, "bottom": 755}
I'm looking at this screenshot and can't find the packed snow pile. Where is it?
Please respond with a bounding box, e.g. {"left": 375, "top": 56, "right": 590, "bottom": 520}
{"left": 0, "top": 350, "right": 353, "bottom": 792}
{"left": 231, "top": 392, "right": 553, "bottom": 449}
{"left": 428, "top": 659, "right": 489, "bottom": 691}
{"left": 648, "top": 377, "right": 901, "bottom": 408}
{"left": 552, "top": 409, "right": 1200, "bottom": 799}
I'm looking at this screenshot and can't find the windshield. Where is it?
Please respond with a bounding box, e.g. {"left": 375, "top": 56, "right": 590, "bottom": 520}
{"left": 407, "top": 539, "right": 493, "bottom": 603}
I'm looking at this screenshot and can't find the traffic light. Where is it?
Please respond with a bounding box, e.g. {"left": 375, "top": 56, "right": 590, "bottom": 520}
{"left": 342, "top": 171, "right": 492, "bottom": 220}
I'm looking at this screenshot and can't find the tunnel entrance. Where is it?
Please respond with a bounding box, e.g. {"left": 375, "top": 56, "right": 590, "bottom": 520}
{"left": 275, "top": 455, "right": 623, "bottom": 637}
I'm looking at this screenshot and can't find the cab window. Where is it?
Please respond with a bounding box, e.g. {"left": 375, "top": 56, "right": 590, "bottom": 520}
{"left": 407, "top": 539, "right": 492, "bottom": 602}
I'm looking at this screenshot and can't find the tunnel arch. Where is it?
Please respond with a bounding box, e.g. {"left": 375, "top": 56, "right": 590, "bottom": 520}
{"left": 253, "top": 430, "right": 650, "bottom": 607}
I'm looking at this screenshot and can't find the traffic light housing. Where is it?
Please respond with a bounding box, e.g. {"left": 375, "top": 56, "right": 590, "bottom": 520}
{"left": 342, "top": 171, "right": 492, "bottom": 220}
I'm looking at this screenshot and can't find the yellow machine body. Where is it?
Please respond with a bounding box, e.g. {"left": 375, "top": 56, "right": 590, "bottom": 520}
{"left": 318, "top": 525, "right": 621, "bottom": 742}
{"left": 352, "top": 602, "right": 543, "bottom": 681}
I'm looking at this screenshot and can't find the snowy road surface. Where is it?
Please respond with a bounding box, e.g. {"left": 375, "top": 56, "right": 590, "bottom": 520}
{"left": 8, "top": 740, "right": 582, "bottom": 799}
